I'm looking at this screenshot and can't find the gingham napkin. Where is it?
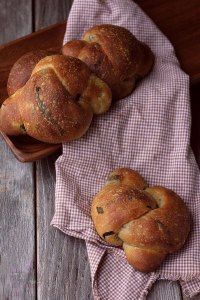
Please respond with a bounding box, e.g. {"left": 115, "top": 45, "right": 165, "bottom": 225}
{"left": 51, "top": 0, "right": 200, "bottom": 299}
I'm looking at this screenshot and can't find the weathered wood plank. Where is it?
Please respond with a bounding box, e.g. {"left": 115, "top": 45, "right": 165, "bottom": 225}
{"left": 36, "top": 154, "right": 93, "bottom": 300}
{"left": 0, "top": 141, "right": 36, "bottom": 299}
{"left": 34, "top": 0, "right": 73, "bottom": 30}
{"left": 0, "top": 1, "right": 36, "bottom": 299}
{"left": 0, "top": 0, "right": 32, "bottom": 44}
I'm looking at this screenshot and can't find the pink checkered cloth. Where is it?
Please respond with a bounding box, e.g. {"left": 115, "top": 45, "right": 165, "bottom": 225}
{"left": 51, "top": 0, "right": 200, "bottom": 299}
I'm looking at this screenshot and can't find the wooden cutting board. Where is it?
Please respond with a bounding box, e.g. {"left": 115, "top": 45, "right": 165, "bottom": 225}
{"left": 0, "top": 0, "right": 200, "bottom": 162}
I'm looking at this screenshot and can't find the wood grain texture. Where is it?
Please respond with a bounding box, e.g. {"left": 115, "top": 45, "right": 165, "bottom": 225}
{"left": 148, "top": 280, "right": 182, "bottom": 300}
{"left": 35, "top": 0, "right": 73, "bottom": 30}
{"left": 0, "top": 138, "right": 36, "bottom": 299}
{"left": 0, "top": 0, "right": 32, "bottom": 44}
{"left": 0, "top": 1, "right": 36, "bottom": 300}
{"left": 36, "top": 154, "right": 93, "bottom": 300}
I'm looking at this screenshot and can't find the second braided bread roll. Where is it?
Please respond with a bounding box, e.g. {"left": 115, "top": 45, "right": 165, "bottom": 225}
{"left": 62, "top": 24, "right": 154, "bottom": 100}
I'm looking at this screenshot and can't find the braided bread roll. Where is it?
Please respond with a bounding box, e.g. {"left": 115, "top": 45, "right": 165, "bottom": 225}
{"left": 91, "top": 168, "right": 191, "bottom": 273}
{"left": 62, "top": 24, "right": 154, "bottom": 100}
{"left": 0, "top": 53, "right": 111, "bottom": 144}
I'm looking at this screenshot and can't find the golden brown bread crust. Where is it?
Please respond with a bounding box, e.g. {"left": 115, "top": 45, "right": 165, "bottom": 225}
{"left": 7, "top": 49, "right": 57, "bottom": 96}
{"left": 62, "top": 24, "right": 154, "bottom": 100}
{"left": 91, "top": 168, "right": 191, "bottom": 273}
{"left": 0, "top": 54, "right": 112, "bottom": 144}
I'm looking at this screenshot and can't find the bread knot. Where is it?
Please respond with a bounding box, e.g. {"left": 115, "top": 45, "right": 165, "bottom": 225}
{"left": 0, "top": 53, "right": 111, "bottom": 143}
{"left": 91, "top": 168, "right": 191, "bottom": 272}
{"left": 62, "top": 24, "right": 154, "bottom": 100}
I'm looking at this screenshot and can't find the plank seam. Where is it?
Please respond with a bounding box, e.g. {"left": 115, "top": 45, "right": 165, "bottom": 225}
{"left": 32, "top": 0, "right": 35, "bottom": 32}
{"left": 33, "top": 161, "right": 38, "bottom": 300}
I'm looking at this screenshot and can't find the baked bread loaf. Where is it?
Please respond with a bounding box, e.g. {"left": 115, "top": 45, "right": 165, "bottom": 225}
{"left": 62, "top": 24, "right": 154, "bottom": 100}
{"left": 0, "top": 54, "right": 111, "bottom": 144}
{"left": 91, "top": 168, "right": 191, "bottom": 273}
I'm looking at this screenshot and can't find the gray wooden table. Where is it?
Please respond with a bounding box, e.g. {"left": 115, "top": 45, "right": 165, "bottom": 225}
{"left": 0, "top": 1, "right": 199, "bottom": 299}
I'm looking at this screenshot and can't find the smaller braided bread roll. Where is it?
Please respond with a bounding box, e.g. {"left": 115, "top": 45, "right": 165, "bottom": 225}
{"left": 91, "top": 168, "right": 191, "bottom": 273}
{"left": 0, "top": 53, "right": 112, "bottom": 144}
{"left": 62, "top": 24, "right": 154, "bottom": 100}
